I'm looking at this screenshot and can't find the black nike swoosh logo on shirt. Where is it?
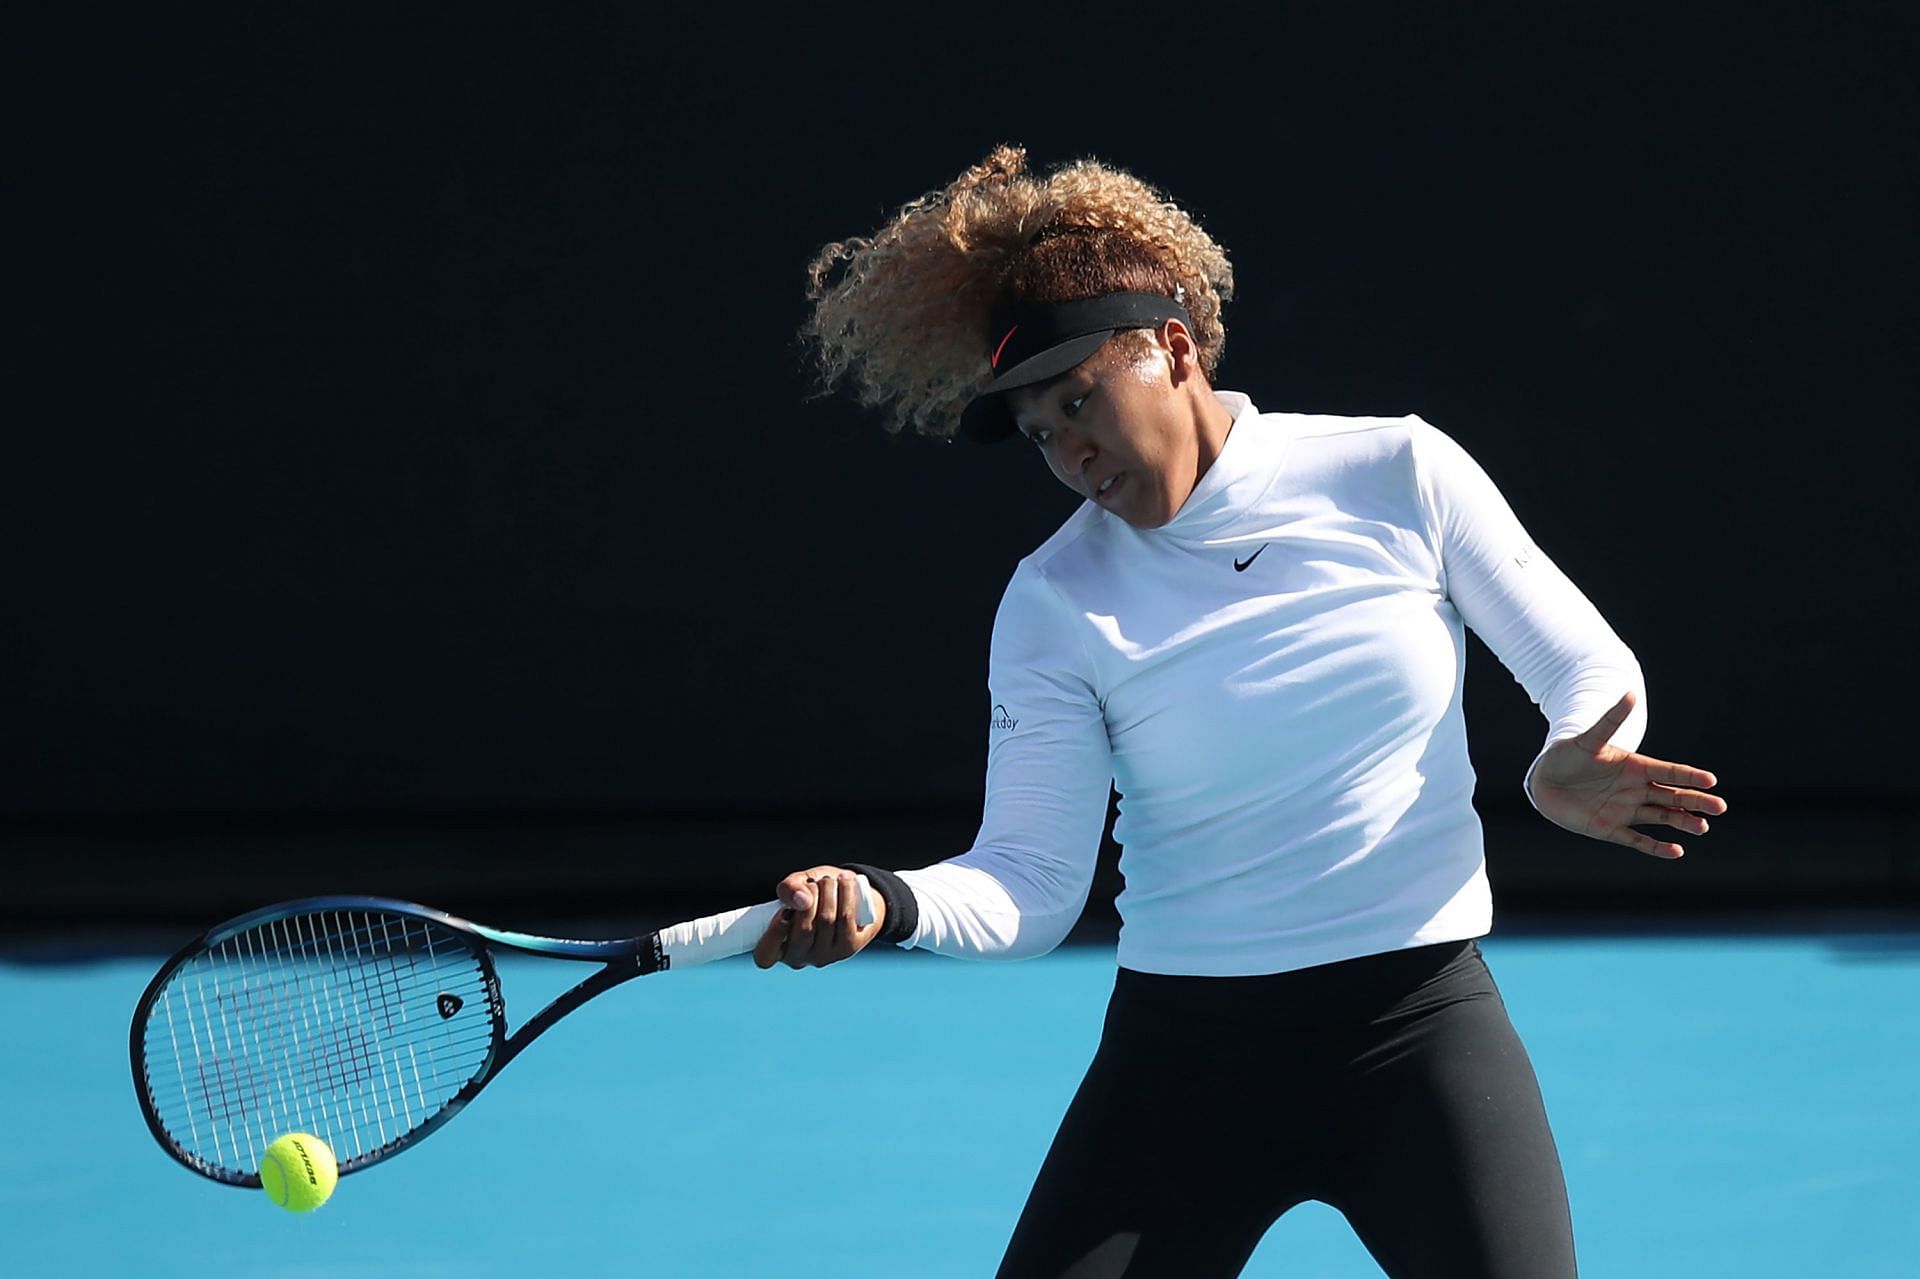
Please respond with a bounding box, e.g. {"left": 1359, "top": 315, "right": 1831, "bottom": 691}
{"left": 1233, "top": 544, "right": 1269, "bottom": 572}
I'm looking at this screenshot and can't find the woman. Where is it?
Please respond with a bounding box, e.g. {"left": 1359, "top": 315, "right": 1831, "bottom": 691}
{"left": 754, "top": 145, "right": 1724, "bottom": 1278}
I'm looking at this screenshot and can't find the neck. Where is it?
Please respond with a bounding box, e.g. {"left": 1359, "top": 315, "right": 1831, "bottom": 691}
{"left": 1189, "top": 383, "right": 1236, "bottom": 483}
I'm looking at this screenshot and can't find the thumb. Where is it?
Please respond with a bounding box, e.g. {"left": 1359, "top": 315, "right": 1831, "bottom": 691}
{"left": 1571, "top": 689, "right": 1636, "bottom": 752}
{"left": 783, "top": 882, "right": 815, "bottom": 912}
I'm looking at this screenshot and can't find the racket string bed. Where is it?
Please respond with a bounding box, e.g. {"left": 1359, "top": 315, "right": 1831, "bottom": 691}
{"left": 138, "top": 908, "right": 498, "bottom": 1181}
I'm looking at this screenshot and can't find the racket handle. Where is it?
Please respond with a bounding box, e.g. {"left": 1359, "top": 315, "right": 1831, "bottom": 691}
{"left": 655, "top": 874, "right": 879, "bottom": 969}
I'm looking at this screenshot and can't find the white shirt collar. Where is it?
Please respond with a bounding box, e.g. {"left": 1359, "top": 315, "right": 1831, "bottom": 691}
{"left": 1156, "top": 390, "right": 1282, "bottom": 539}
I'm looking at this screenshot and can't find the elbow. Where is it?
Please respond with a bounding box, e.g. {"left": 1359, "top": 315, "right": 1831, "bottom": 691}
{"left": 994, "top": 914, "right": 1079, "bottom": 961}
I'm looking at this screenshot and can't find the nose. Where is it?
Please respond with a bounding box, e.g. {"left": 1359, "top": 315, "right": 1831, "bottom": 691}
{"left": 1053, "top": 425, "right": 1096, "bottom": 476}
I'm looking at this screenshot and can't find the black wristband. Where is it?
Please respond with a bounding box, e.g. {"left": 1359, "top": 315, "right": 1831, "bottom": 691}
{"left": 844, "top": 863, "right": 918, "bottom": 947}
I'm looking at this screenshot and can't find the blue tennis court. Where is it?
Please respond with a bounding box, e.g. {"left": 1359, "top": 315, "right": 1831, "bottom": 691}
{"left": 7, "top": 921, "right": 1916, "bottom": 1277}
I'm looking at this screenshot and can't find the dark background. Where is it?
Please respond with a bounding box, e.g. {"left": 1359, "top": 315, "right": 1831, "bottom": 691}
{"left": 8, "top": 2, "right": 1916, "bottom": 942}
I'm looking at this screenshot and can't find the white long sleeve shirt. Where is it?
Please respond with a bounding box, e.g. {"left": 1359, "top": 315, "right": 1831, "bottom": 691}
{"left": 898, "top": 391, "right": 1645, "bottom": 976}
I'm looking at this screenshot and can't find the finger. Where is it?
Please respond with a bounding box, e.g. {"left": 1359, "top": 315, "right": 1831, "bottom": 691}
{"left": 1608, "top": 824, "right": 1685, "bottom": 860}
{"left": 834, "top": 872, "right": 864, "bottom": 952}
{"left": 1646, "top": 760, "right": 1723, "bottom": 796}
{"left": 782, "top": 880, "right": 820, "bottom": 970}
{"left": 779, "top": 874, "right": 816, "bottom": 915}
{"left": 1571, "top": 690, "right": 1636, "bottom": 751}
{"left": 808, "top": 875, "right": 842, "bottom": 964}
{"left": 829, "top": 871, "right": 879, "bottom": 960}
{"left": 1649, "top": 782, "right": 1728, "bottom": 815}
{"left": 1630, "top": 803, "right": 1711, "bottom": 836}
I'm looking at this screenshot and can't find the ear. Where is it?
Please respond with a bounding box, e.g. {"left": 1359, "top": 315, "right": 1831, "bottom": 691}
{"left": 1158, "top": 318, "right": 1205, "bottom": 386}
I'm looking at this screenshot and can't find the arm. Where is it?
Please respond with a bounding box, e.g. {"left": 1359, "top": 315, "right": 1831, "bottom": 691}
{"left": 898, "top": 562, "right": 1112, "bottom": 958}
{"left": 755, "top": 561, "right": 1111, "bottom": 967}
{"left": 1411, "top": 418, "right": 1725, "bottom": 858}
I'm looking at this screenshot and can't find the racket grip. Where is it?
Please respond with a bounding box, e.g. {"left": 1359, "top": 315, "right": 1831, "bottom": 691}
{"left": 656, "top": 874, "right": 879, "bottom": 969}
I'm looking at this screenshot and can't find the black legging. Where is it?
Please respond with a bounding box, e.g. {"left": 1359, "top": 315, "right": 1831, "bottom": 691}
{"left": 994, "top": 939, "right": 1578, "bottom": 1278}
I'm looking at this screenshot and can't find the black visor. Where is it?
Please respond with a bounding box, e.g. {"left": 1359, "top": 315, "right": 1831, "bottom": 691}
{"left": 959, "top": 291, "right": 1192, "bottom": 443}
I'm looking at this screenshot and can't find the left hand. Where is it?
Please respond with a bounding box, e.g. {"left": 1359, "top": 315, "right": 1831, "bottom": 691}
{"left": 1528, "top": 689, "right": 1727, "bottom": 860}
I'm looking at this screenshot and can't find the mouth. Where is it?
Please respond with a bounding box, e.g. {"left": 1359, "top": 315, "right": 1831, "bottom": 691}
{"left": 1093, "top": 472, "right": 1125, "bottom": 503}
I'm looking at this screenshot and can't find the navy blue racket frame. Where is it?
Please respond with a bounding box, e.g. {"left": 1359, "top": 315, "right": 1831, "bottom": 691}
{"left": 130, "top": 894, "right": 669, "bottom": 1187}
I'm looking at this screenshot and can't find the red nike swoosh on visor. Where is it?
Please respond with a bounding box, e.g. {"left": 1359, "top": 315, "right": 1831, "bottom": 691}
{"left": 991, "top": 325, "right": 1019, "bottom": 370}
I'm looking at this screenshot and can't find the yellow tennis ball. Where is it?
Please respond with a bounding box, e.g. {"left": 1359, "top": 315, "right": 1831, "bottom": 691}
{"left": 259, "top": 1132, "right": 338, "bottom": 1213}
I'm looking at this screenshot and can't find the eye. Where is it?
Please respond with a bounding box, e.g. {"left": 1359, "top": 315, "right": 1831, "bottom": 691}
{"left": 1061, "top": 394, "right": 1088, "bottom": 419}
{"left": 1024, "top": 427, "right": 1051, "bottom": 448}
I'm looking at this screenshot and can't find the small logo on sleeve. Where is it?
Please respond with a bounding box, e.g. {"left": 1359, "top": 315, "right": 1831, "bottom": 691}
{"left": 989, "top": 704, "right": 1020, "bottom": 732}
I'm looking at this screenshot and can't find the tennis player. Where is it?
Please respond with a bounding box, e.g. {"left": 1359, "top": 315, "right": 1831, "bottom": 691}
{"left": 754, "top": 145, "right": 1725, "bottom": 1278}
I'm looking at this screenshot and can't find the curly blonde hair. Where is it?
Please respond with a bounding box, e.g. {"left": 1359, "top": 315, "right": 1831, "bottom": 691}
{"left": 801, "top": 145, "right": 1236, "bottom": 440}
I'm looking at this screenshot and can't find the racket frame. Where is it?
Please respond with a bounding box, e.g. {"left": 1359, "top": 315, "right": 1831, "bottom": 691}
{"left": 132, "top": 894, "right": 710, "bottom": 1187}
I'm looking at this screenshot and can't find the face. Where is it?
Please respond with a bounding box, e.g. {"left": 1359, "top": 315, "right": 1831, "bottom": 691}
{"left": 1005, "top": 324, "right": 1228, "bottom": 530}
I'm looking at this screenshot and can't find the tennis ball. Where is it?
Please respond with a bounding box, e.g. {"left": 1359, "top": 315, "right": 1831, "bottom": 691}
{"left": 259, "top": 1132, "right": 338, "bottom": 1213}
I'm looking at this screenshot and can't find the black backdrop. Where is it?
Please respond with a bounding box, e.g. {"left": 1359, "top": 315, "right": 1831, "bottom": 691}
{"left": 8, "top": 3, "right": 1916, "bottom": 934}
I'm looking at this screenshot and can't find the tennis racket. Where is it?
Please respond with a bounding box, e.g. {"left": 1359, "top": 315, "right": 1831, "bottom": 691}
{"left": 130, "top": 882, "right": 875, "bottom": 1187}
